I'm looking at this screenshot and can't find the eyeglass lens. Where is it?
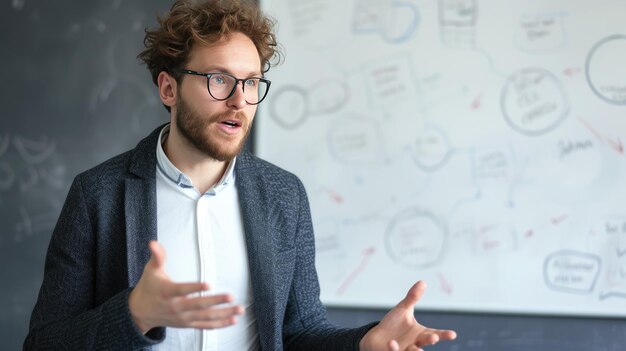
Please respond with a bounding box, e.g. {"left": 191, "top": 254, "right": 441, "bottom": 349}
{"left": 207, "top": 74, "right": 269, "bottom": 104}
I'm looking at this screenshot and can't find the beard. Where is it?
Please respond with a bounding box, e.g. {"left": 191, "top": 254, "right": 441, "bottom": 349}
{"left": 175, "top": 93, "right": 251, "bottom": 162}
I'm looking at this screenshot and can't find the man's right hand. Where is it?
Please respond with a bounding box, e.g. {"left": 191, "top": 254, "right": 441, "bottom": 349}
{"left": 128, "top": 240, "right": 244, "bottom": 334}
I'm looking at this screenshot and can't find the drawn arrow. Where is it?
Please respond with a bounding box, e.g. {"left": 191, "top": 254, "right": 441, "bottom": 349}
{"left": 438, "top": 272, "right": 453, "bottom": 295}
{"left": 599, "top": 292, "right": 626, "bottom": 301}
{"left": 563, "top": 67, "right": 582, "bottom": 77}
{"left": 578, "top": 117, "right": 624, "bottom": 155}
{"left": 336, "top": 247, "right": 376, "bottom": 296}
{"left": 470, "top": 94, "right": 482, "bottom": 110}
{"left": 551, "top": 214, "right": 569, "bottom": 226}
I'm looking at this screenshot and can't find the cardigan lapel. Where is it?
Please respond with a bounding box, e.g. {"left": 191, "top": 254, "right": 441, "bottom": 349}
{"left": 236, "top": 151, "right": 280, "bottom": 351}
{"left": 125, "top": 126, "right": 161, "bottom": 287}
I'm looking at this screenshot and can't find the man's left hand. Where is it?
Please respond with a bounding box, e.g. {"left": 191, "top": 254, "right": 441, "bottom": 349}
{"left": 359, "top": 281, "right": 457, "bottom": 351}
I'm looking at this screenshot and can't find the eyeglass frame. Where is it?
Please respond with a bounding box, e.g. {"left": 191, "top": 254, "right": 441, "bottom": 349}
{"left": 177, "top": 69, "right": 272, "bottom": 105}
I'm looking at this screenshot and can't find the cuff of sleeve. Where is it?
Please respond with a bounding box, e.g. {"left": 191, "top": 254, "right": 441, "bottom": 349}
{"left": 355, "top": 322, "right": 379, "bottom": 351}
{"left": 106, "top": 288, "right": 166, "bottom": 347}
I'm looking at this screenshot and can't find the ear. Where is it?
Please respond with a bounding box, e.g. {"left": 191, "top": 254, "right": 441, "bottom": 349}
{"left": 157, "top": 71, "right": 177, "bottom": 109}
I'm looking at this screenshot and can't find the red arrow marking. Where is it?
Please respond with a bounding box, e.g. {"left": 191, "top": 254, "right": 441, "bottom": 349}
{"left": 563, "top": 67, "right": 582, "bottom": 77}
{"left": 551, "top": 214, "right": 569, "bottom": 226}
{"left": 336, "top": 247, "right": 376, "bottom": 295}
{"left": 578, "top": 117, "right": 624, "bottom": 155}
{"left": 471, "top": 94, "right": 482, "bottom": 110}
{"left": 605, "top": 138, "right": 624, "bottom": 154}
{"left": 438, "top": 272, "right": 453, "bottom": 295}
{"left": 324, "top": 188, "right": 345, "bottom": 204}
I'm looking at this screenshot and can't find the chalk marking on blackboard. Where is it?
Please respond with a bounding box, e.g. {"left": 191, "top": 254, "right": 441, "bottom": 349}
{"left": 11, "top": 0, "right": 25, "bottom": 10}
{"left": 14, "top": 207, "right": 58, "bottom": 242}
{"left": 12, "top": 136, "right": 56, "bottom": 164}
{"left": 19, "top": 166, "right": 39, "bottom": 192}
{"left": 578, "top": 117, "right": 624, "bottom": 155}
{"left": 0, "top": 134, "right": 10, "bottom": 158}
{"left": 335, "top": 247, "right": 376, "bottom": 296}
{"left": 14, "top": 207, "right": 33, "bottom": 241}
{"left": 0, "top": 162, "right": 15, "bottom": 191}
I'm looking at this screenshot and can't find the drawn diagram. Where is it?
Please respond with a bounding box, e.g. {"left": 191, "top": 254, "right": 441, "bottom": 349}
{"left": 410, "top": 126, "right": 453, "bottom": 171}
{"left": 500, "top": 68, "right": 569, "bottom": 136}
{"left": 385, "top": 208, "right": 446, "bottom": 268}
{"left": 260, "top": 0, "right": 626, "bottom": 317}
{"left": 352, "top": 0, "right": 420, "bottom": 44}
{"left": 585, "top": 34, "right": 626, "bottom": 105}
{"left": 0, "top": 134, "right": 67, "bottom": 244}
{"left": 269, "top": 79, "right": 350, "bottom": 130}
{"left": 514, "top": 12, "right": 567, "bottom": 53}
{"left": 543, "top": 251, "right": 601, "bottom": 294}
{"left": 327, "top": 114, "right": 386, "bottom": 165}
{"left": 439, "top": 0, "right": 477, "bottom": 48}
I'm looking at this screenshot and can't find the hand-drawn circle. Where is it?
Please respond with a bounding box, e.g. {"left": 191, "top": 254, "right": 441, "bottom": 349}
{"left": 411, "top": 126, "right": 452, "bottom": 172}
{"left": 309, "top": 80, "right": 350, "bottom": 115}
{"left": 269, "top": 85, "right": 309, "bottom": 130}
{"left": 585, "top": 34, "right": 626, "bottom": 105}
{"left": 381, "top": 1, "right": 420, "bottom": 44}
{"left": 385, "top": 208, "right": 446, "bottom": 268}
{"left": 500, "top": 68, "right": 569, "bottom": 136}
{"left": 543, "top": 250, "right": 601, "bottom": 294}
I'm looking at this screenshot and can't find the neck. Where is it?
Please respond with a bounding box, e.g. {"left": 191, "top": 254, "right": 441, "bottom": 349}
{"left": 163, "top": 127, "right": 228, "bottom": 194}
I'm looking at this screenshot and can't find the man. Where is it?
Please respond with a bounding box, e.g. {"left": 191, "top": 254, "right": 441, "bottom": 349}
{"left": 25, "top": 0, "right": 457, "bottom": 350}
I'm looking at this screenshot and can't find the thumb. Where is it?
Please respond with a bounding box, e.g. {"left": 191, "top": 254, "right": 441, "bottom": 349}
{"left": 397, "top": 280, "right": 427, "bottom": 310}
{"left": 388, "top": 340, "right": 400, "bottom": 351}
{"left": 148, "top": 240, "right": 166, "bottom": 270}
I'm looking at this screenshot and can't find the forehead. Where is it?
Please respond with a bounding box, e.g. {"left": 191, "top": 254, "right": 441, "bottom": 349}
{"left": 187, "top": 32, "right": 262, "bottom": 75}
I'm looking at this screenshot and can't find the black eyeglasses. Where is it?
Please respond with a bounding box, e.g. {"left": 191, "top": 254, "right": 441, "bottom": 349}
{"left": 178, "top": 69, "right": 271, "bottom": 105}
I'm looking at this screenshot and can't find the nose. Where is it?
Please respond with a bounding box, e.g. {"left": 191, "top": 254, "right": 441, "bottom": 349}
{"left": 227, "top": 81, "right": 247, "bottom": 110}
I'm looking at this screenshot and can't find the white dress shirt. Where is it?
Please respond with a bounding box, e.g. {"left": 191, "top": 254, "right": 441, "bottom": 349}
{"left": 153, "top": 125, "right": 259, "bottom": 351}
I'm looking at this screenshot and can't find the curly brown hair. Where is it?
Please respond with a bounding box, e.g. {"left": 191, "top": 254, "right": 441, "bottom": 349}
{"left": 138, "top": 0, "right": 280, "bottom": 90}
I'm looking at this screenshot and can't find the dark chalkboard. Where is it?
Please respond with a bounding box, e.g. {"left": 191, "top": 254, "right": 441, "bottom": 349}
{"left": 0, "top": 1, "right": 624, "bottom": 350}
{"left": 1, "top": 1, "right": 172, "bottom": 349}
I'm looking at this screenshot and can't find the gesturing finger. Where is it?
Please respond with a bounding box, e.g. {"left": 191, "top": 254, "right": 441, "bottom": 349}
{"left": 189, "top": 317, "right": 239, "bottom": 330}
{"left": 148, "top": 240, "right": 167, "bottom": 270}
{"left": 397, "top": 281, "right": 427, "bottom": 310}
{"left": 433, "top": 329, "right": 457, "bottom": 341}
{"left": 175, "top": 293, "right": 234, "bottom": 312}
{"left": 414, "top": 331, "right": 439, "bottom": 346}
{"left": 163, "top": 281, "right": 210, "bottom": 298}
{"left": 183, "top": 305, "right": 244, "bottom": 322}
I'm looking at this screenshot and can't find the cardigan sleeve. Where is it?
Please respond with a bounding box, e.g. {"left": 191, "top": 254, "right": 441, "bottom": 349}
{"left": 282, "top": 178, "right": 378, "bottom": 350}
{"left": 24, "top": 175, "right": 164, "bottom": 350}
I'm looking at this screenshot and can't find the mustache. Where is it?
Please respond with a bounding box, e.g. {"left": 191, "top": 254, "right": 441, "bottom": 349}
{"left": 208, "top": 110, "right": 248, "bottom": 124}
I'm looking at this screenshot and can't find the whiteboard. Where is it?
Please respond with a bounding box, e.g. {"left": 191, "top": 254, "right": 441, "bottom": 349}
{"left": 257, "top": 0, "right": 626, "bottom": 317}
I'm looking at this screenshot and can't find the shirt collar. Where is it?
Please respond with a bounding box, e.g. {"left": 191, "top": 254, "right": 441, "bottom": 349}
{"left": 156, "top": 124, "right": 236, "bottom": 196}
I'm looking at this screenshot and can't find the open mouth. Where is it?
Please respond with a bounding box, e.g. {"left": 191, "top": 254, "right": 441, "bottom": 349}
{"left": 221, "top": 120, "right": 241, "bottom": 128}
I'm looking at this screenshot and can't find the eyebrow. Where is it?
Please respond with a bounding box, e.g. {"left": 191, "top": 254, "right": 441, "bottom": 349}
{"left": 201, "top": 65, "right": 263, "bottom": 78}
